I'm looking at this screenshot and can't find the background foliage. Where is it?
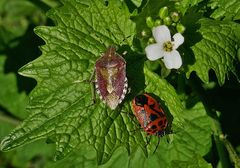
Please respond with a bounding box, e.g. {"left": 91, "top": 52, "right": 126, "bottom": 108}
{"left": 0, "top": 0, "right": 240, "bottom": 167}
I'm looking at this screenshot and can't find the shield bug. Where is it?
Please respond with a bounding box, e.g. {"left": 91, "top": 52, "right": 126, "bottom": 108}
{"left": 132, "top": 93, "right": 169, "bottom": 152}
{"left": 94, "top": 46, "right": 127, "bottom": 110}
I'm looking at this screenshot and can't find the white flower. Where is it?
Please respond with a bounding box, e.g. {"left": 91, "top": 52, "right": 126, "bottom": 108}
{"left": 145, "top": 25, "right": 184, "bottom": 69}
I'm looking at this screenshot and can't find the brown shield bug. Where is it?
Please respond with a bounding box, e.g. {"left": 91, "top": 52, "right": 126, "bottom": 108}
{"left": 94, "top": 46, "right": 128, "bottom": 110}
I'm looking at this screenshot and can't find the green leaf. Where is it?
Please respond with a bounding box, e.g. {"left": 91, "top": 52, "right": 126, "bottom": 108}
{"left": 209, "top": 0, "right": 240, "bottom": 21}
{"left": 171, "top": 155, "right": 212, "bottom": 168}
{"left": 176, "top": 0, "right": 205, "bottom": 15}
{"left": 186, "top": 18, "right": 239, "bottom": 85}
{"left": 129, "top": 101, "right": 212, "bottom": 168}
{"left": 1, "top": 0, "right": 136, "bottom": 165}
{"left": 147, "top": 102, "right": 212, "bottom": 167}
{"left": 47, "top": 101, "right": 212, "bottom": 168}
{"left": 0, "top": 113, "right": 54, "bottom": 168}
{"left": 2, "top": 140, "right": 55, "bottom": 168}
{"left": 131, "top": 0, "right": 142, "bottom": 7}
{"left": 0, "top": 0, "right": 46, "bottom": 50}
{"left": 46, "top": 145, "right": 128, "bottom": 168}
{"left": 0, "top": 56, "right": 28, "bottom": 119}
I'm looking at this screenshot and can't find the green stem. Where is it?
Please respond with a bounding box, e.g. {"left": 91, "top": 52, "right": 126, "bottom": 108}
{"left": 189, "top": 78, "right": 230, "bottom": 168}
{"left": 26, "top": 0, "right": 61, "bottom": 13}
{"left": 0, "top": 112, "right": 21, "bottom": 126}
{"left": 220, "top": 135, "right": 240, "bottom": 168}
{"left": 211, "top": 117, "right": 229, "bottom": 168}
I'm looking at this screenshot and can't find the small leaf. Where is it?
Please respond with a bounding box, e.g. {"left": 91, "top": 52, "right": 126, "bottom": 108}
{"left": 0, "top": 113, "right": 54, "bottom": 168}
{"left": 0, "top": 56, "right": 28, "bottom": 119}
{"left": 186, "top": 18, "right": 239, "bottom": 85}
{"left": 0, "top": 0, "right": 46, "bottom": 49}
{"left": 176, "top": 0, "right": 204, "bottom": 15}
{"left": 131, "top": 0, "right": 142, "bottom": 7}
{"left": 209, "top": 0, "right": 240, "bottom": 21}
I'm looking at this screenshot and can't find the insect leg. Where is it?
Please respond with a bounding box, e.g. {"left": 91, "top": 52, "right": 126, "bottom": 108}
{"left": 153, "top": 137, "right": 161, "bottom": 154}
{"left": 144, "top": 136, "right": 152, "bottom": 147}
{"left": 88, "top": 69, "right": 96, "bottom": 104}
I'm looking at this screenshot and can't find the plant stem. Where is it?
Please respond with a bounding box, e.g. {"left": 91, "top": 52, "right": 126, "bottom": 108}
{"left": 211, "top": 116, "right": 229, "bottom": 168}
{"left": 26, "top": 0, "right": 61, "bottom": 13}
{"left": 220, "top": 135, "right": 240, "bottom": 168}
{"left": 0, "top": 112, "right": 21, "bottom": 126}
{"left": 189, "top": 77, "right": 230, "bottom": 168}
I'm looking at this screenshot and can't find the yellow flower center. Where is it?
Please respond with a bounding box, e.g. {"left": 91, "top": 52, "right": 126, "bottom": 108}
{"left": 163, "top": 41, "right": 173, "bottom": 52}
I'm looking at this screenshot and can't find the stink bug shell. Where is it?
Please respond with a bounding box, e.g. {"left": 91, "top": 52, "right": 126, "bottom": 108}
{"left": 95, "top": 46, "right": 127, "bottom": 110}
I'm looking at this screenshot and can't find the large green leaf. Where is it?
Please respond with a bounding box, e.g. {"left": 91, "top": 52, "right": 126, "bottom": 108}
{"left": 47, "top": 101, "right": 212, "bottom": 168}
{"left": 127, "top": 101, "right": 212, "bottom": 168}
{"left": 1, "top": 0, "right": 136, "bottom": 164}
{"left": 209, "top": 0, "right": 240, "bottom": 21}
{"left": 186, "top": 18, "right": 239, "bottom": 85}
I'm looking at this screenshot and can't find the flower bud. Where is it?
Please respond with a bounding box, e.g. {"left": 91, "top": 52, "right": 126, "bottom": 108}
{"left": 148, "top": 37, "right": 155, "bottom": 44}
{"left": 155, "top": 19, "right": 162, "bottom": 26}
{"left": 176, "top": 23, "right": 186, "bottom": 33}
{"left": 159, "top": 6, "right": 168, "bottom": 19}
{"left": 146, "top": 16, "right": 154, "bottom": 28}
{"left": 175, "top": 2, "right": 181, "bottom": 8}
{"left": 141, "top": 29, "right": 150, "bottom": 37}
{"left": 163, "top": 16, "right": 172, "bottom": 26}
{"left": 170, "top": 12, "right": 180, "bottom": 22}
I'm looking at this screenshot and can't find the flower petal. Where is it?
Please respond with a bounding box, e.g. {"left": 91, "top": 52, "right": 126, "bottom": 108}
{"left": 173, "top": 33, "right": 184, "bottom": 49}
{"left": 162, "top": 50, "right": 182, "bottom": 69}
{"left": 152, "top": 25, "right": 171, "bottom": 44}
{"left": 145, "top": 43, "right": 164, "bottom": 61}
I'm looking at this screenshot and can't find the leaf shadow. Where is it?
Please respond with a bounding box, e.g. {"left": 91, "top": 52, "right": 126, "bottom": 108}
{"left": 180, "top": 6, "right": 204, "bottom": 71}
{"left": 118, "top": 45, "right": 146, "bottom": 103}
{"left": 2, "top": 24, "right": 43, "bottom": 94}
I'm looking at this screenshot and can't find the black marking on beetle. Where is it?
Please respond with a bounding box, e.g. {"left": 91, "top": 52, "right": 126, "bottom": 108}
{"left": 135, "top": 95, "right": 148, "bottom": 107}
{"left": 147, "top": 129, "right": 152, "bottom": 133}
{"left": 151, "top": 125, "right": 157, "bottom": 130}
{"left": 158, "top": 120, "right": 163, "bottom": 126}
{"left": 163, "top": 118, "right": 167, "bottom": 124}
{"left": 149, "top": 104, "right": 165, "bottom": 117}
{"left": 150, "top": 114, "right": 158, "bottom": 121}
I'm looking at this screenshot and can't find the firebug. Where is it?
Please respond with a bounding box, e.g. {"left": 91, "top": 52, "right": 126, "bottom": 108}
{"left": 132, "top": 93, "right": 169, "bottom": 152}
